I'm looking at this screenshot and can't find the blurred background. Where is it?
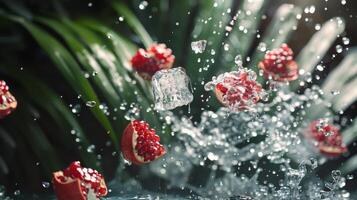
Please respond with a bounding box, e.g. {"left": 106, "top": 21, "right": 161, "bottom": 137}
{"left": 0, "top": 0, "right": 356, "bottom": 198}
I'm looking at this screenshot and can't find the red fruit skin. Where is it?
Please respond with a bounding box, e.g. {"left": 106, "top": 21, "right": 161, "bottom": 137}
{"left": 52, "top": 171, "right": 86, "bottom": 200}
{"left": 214, "top": 83, "right": 226, "bottom": 107}
{"left": 318, "top": 144, "right": 347, "bottom": 157}
{"left": 52, "top": 163, "right": 107, "bottom": 200}
{"left": 121, "top": 122, "right": 144, "bottom": 165}
{"left": 121, "top": 121, "right": 166, "bottom": 165}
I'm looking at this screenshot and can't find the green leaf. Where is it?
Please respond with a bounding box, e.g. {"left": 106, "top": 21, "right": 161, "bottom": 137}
{"left": 37, "top": 17, "right": 121, "bottom": 102}
{"left": 322, "top": 48, "right": 357, "bottom": 98}
{"left": 291, "top": 17, "right": 345, "bottom": 90}
{"left": 15, "top": 102, "right": 61, "bottom": 175}
{"left": 224, "top": 0, "right": 266, "bottom": 68}
{"left": 78, "top": 19, "right": 153, "bottom": 100}
{"left": 0, "top": 13, "right": 119, "bottom": 149}
{"left": 342, "top": 117, "right": 357, "bottom": 145}
{"left": 112, "top": 1, "right": 154, "bottom": 48}
{"left": 0, "top": 156, "right": 8, "bottom": 175}
{"left": 0, "top": 66, "right": 99, "bottom": 168}
{"left": 184, "top": 0, "right": 234, "bottom": 115}
{"left": 61, "top": 19, "right": 161, "bottom": 128}
{"left": 250, "top": 4, "right": 301, "bottom": 76}
{"left": 331, "top": 77, "right": 357, "bottom": 112}
{"left": 339, "top": 154, "right": 357, "bottom": 175}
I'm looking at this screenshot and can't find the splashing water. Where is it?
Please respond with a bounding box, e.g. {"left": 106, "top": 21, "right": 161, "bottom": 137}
{"left": 191, "top": 40, "right": 207, "bottom": 54}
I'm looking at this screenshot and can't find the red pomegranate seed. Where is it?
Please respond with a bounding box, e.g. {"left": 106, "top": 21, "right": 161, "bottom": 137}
{"left": 213, "top": 70, "right": 264, "bottom": 112}
{"left": 121, "top": 120, "right": 166, "bottom": 165}
{"left": 305, "top": 119, "right": 347, "bottom": 157}
{"left": 52, "top": 161, "right": 107, "bottom": 200}
{"left": 131, "top": 43, "right": 175, "bottom": 80}
{"left": 259, "top": 44, "right": 299, "bottom": 82}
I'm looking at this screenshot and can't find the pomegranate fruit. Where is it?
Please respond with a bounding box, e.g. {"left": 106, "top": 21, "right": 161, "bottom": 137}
{"left": 305, "top": 119, "right": 347, "bottom": 157}
{"left": 258, "top": 44, "right": 299, "bottom": 82}
{"left": 131, "top": 43, "right": 175, "bottom": 80}
{"left": 213, "top": 70, "right": 264, "bottom": 112}
{"left": 52, "top": 161, "right": 107, "bottom": 200}
{"left": 121, "top": 120, "right": 166, "bottom": 165}
{"left": 0, "top": 80, "right": 17, "bottom": 118}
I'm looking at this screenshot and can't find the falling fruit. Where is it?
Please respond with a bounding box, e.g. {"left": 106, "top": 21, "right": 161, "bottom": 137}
{"left": 305, "top": 119, "right": 347, "bottom": 157}
{"left": 259, "top": 44, "right": 299, "bottom": 82}
{"left": 52, "top": 161, "right": 107, "bottom": 200}
{"left": 121, "top": 120, "right": 166, "bottom": 165}
{"left": 206, "top": 69, "right": 264, "bottom": 112}
{"left": 131, "top": 43, "right": 175, "bottom": 80}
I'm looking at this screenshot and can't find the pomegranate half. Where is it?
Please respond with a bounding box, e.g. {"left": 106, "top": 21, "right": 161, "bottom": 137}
{"left": 52, "top": 161, "right": 107, "bottom": 200}
{"left": 121, "top": 120, "right": 166, "bottom": 165}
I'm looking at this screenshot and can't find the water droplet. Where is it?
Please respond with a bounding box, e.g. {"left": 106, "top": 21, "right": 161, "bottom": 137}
{"left": 0, "top": 186, "right": 5, "bottom": 197}
{"left": 332, "top": 170, "right": 341, "bottom": 181}
{"left": 225, "top": 26, "right": 232, "bottom": 32}
{"left": 87, "top": 144, "right": 96, "bottom": 153}
{"left": 316, "top": 65, "right": 324, "bottom": 71}
{"left": 139, "top": 1, "right": 148, "bottom": 10}
{"left": 336, "top": 45, "right": 343, "bottom": 53}
{"left": 86, "top": 101, "right": 97, "bottom": 107}
{"left": 71, "top": 104, "right": 81, "bottom": 114}
{"left": 42, "top": 182, "right": 50, "bottom": 188}
{"left": 191, "top": 40, "right": 207, "bottom": 54}
{"left": 314, "top": 24, "right": 321, "bottom": 30}
{"left": 223, "top": 43, "right": 230, "bottom": 51}
{"left": 14, "top": 190, "right": 20, "bottom": 196}
{"left": 331, "top": 90, "right": 340, "bottom": 95}
{"left": 347, "top": 174, "right": 354, "bottom": 180}
{"left": 342, "top": 37, "right": 350, "bottom": 45}
{"left": 309, "top": 157, "right": 318, "bottom": 169}
{"left": 258, "top": 42, "right": 267, "bottom": 52}
{"left": 234, "top": 55, "right": 243, "bottom": 68}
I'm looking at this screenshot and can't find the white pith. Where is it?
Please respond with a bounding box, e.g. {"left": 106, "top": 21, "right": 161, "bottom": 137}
{"left": 132, "top": 124, "right": 146, "bottom": 163}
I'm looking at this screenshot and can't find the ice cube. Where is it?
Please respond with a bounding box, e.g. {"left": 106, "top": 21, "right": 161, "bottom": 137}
{"left": 152, "top": 67, "right": 193, "bottom": 111}
{"left": 191, "top": 40, "right": 207, "bottom": 54}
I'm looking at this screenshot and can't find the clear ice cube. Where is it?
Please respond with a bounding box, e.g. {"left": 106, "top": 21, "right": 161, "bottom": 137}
{"left": 191, "top": 40, "right": 207, "bottom": 54}
{"left": 152, "top": 67, "right": 193, "bottom": 111}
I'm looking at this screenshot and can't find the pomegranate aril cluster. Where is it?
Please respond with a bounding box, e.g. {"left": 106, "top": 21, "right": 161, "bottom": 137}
{"left": 259, "top": 43, "right": 298, "bottom": 82}
{"left": 0, "top": 80, "right": 15, "bottom": 105}
{"left": 264, "top": 44, "right": 293, "bottom": 68}
{"left": 0, "top": 80, "right": 9, "bottom": 93}
{"left": 131, "top": 43, "right": 175, "bottom": 79}
{"left": 62, "top": 161, "right": 107, "bottom": 197}
{"left": 0, "top": 80, "right": 16, "bottom": 110}
{"left": 307, "top": 119, "right": 347, "bottom": 156}
{"left": 133, "top": 120, "right": 165, "bottom": 162}
{"left": 206, "top": 69, "right": 265, "bottom": 112}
